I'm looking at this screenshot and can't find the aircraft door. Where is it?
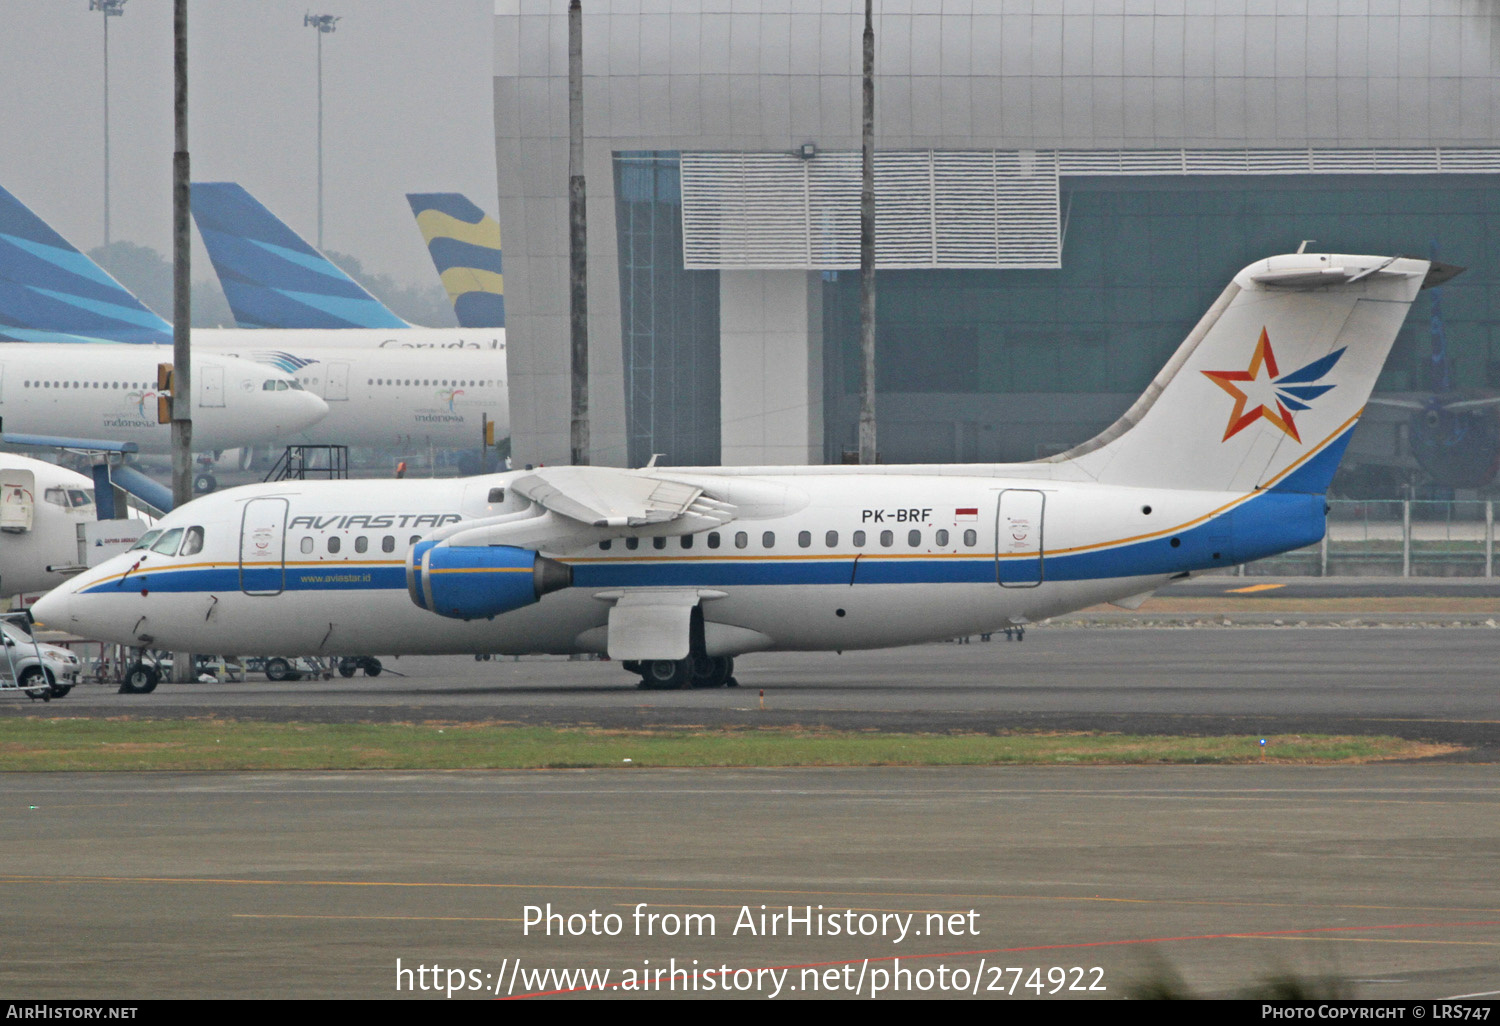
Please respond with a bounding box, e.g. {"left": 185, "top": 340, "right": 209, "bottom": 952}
{"left": 996, "top": 489, "right": 1045, "bottom": 588}
{"left": 0, "top": 469, "right": 35, "bottom": 533}
{"left": 325, "top": 362, "right": 350, "bottom": 401}
{"left": 199, "top": 365, "right": 225, "bottom": 407}
{"left": 239, "top": 497, "right": 288, "bottom": 595}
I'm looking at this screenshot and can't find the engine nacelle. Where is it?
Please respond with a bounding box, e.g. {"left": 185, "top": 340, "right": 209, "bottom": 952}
{"left": 406, "top": 543, "right": 572, "bottom": 620}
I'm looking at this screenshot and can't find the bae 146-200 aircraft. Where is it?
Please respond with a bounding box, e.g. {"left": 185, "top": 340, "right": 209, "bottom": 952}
{"left": 33, "top": 253, "right": 1447, "bottom": 688}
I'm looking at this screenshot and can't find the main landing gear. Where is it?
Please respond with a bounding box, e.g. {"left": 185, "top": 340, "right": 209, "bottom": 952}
{"left": 626, "top": 656, "right": 738, "bottom": 690}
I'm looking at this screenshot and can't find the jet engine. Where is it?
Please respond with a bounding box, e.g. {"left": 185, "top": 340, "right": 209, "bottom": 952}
{"left": 406, "top": 542, "right": 572, "bottom": 620}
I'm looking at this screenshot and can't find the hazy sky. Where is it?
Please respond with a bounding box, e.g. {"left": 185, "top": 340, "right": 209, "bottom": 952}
{"left": 1, "top": 0, "right": 496, "bottom": 289}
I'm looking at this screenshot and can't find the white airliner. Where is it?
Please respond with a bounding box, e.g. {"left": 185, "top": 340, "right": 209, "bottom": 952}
{"left": 196, "top": 344, "right": 506, "bottom": 453}
{"left": 33, "top": 253, "right": 1440, "bottom": 688}
{"left": 0, "top": 345, "right": 328, "bottom": 454}
{"left": 0, "top": 185, "right": 507, "bottom": 454}
{"left": 0, "top": 454, "right": 146, "bottom": 598}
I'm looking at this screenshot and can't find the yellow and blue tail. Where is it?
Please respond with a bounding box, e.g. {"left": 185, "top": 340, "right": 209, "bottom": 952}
{"left": 191, "top": 182, "right": 409, "bottom": 330}
{"left": 406, "top": 193, "right": 505, "bottom": 328}
{"left": 0, "top": 184, "right": 172, "bottom": 344}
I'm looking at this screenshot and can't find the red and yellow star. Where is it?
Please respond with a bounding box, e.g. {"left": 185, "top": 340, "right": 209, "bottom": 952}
{"left": 1202, "top": 327, "right": 1302, "bottom": 443}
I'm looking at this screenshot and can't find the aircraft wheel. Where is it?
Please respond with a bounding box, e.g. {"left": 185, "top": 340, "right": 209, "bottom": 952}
{"left": 121, "top": 663, "right": 159, "bottom": 694}
{"left": 338, "top": 658, "right": 358, "bottom": 678}
{"left": 640, "top": 659, "right": 691, "bottom": 690}
{"left": 690, "top": 656, "right": 734, "bottom": 688}
{"left": 193, "top": 473, "right": 217, "bottom": 494}
{"left": 264, "top": 657, "right": 293, "bottom": 682}
{"left": 363, "top": 659, "right": 382, "bottom": 678}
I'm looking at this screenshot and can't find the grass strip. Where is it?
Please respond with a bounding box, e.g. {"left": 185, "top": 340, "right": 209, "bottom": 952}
{"left": 0, "top": 720, "right": 1457, "bottom": 771}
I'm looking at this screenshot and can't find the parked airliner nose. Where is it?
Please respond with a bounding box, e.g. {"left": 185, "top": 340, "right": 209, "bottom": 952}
{"left": 285, "top": 389, "right": 330, "bottom": 432}
{"left": 29, "top": 584, "right": 72, "bottom": 631}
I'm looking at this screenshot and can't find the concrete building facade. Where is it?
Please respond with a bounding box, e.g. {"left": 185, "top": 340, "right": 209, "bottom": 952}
{"left": 494, "top": 0, "right": 1500, "bottom": 494}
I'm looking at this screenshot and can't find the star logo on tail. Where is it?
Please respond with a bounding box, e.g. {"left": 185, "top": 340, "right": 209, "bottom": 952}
{"left": 1202, "top": 328, "right": 1345, "bottom": 443}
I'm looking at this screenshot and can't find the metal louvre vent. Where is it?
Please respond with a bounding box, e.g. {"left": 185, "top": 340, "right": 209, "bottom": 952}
{"left": 679, "top": 147, "right": 1500, "bottom": 272}
{"left": 679, "top": 150, "right": 1061, "bottom": 271}
{"left": 1055, "top": 147, "right": 1500, "bottom": 176}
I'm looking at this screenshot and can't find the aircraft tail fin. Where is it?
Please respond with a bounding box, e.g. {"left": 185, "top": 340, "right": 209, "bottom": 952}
{"left": 405, "top": 192, "right": 505, "bottom": 328}
{"left": 190, "top": 182, "right": 409, "bottom": 330}
{"left": 0, "top": 184, "right": 173, "bottom": 344}
{"left": 1050, "top": 254, "right": 1443, "bottom": 495}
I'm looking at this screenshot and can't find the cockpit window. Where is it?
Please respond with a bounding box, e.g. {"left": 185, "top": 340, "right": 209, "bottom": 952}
{"left": 263, "top": 380, "right": 291, "bottom": 391}
{"left": 42, "top": 488, "right": 69, "bottom": 508}
{"left": 150, "top": 527, "right": 185, "bottom": 556}
{"left": 129, "top": 529, "right": 162, "bottom": 552}
{"left": 68, "top": 489, "right": 94, "bottom": 508}
{"left": 180, "top": 526, "right": 205, "bottom": 557}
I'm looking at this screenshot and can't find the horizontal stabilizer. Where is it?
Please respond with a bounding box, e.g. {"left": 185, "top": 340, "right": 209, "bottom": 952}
{"left": 1049, "top": 253, "right": 1435, "bottom": 495}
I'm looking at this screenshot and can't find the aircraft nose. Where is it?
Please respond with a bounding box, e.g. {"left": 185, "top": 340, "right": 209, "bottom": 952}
{"left": 29, "top": 585, "right": 73, "bottom": 631}
{"left": 293, "top": 390, "right": 330, "bottom": 429}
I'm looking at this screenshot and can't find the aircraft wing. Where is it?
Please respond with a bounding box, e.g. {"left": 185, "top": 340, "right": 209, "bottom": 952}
{"left": 1365, "top": 397, "right": 1428, "bottom": 412}
{"left": 510, "top": 466, "right": 728, "bottom": 528}
{"left": 1441, "top": 396, "right": 1500, "bottom": 413}
{"left": 427, "top": 466, "right": 737, "bottom": 554}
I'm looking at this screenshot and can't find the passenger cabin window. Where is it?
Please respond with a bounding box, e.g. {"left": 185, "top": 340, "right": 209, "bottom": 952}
{"left": 150, "top": 528, "right": 184, "bottom": 556}
{"left": 762, "top": 531, "right": 775, "bottom": 548}
{"left": 355, "top": 536, "right": 368, "bottom": 554}
{"left": 300, "top": 537, "right": 314, "bottom": 554}
{"left": 653, "top": 537, "right": 666, "bottom": 550}
{"left": 707, "top": 532, "right": 721, "bottom": 549}
{"left": 600, "top": 540, "right": 612, "bottom": 551}
{"left": 382, "top": 536, "right": 395, "bottom": 553}
{"left": 409, "top": 535, "right": 421, "bottom": 546}
{"left": 936, "top": 529, "right": 949, "bottom": 546}
{"left": 681, "top": 535, "right": 693, "bottom": 549}
{"left": 328, "top": 537, "right": 341, "bottom": 554}
{"left": 825, "top": 531, "right": 838, "bottom": 547}
{"left": 625, "top": 537, "right": 639, "bottom": 550}
{"left": 880, "top": 530, "right": 893, "bottom": 547}
{"left": 180, "top": 527, "right": 205, "bottom": 556}
{"left": 908, "top": 529, "right": 921, "bottom": 547}
{"left": 798, "top": 531, "right": 811, "bottom": 548}
{"left": 964, "top": 529, "right": 977, "bottom": 546}
{"left": 853, "top": 530, "right": 866, "bottom": 547}
{"left": 734, "top": 532, "right": 748, "bottom": 549}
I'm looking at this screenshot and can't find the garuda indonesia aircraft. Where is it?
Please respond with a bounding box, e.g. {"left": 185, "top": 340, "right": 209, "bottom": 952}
{"left": 34, "top": 252, "right": 1447, "bottom": 689}
{"left": 0, "top": 185, "right": 507, "bottom": 458}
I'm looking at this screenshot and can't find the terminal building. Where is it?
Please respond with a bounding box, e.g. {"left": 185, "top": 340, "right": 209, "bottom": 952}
{"left": 493, "top": 1, "right": 1500, "bottom": 496}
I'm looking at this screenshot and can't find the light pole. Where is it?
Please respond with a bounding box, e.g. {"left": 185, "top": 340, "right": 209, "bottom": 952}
{"left": 90, "top": 0, "right": 127, "bottom": 249}
{"left": 304, "top": 13, "right": 339, "bottom": 250}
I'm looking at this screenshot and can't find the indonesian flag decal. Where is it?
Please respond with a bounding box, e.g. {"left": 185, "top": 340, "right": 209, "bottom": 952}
{"left": 955, "top": 508, "right": 979, "bottom": 522}
{"left": 1201, "top": 327, "right": 1345, "bottom": 444}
